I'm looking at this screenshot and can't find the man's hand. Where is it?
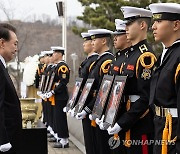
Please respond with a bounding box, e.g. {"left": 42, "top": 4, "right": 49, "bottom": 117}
{"left": 46, "top": 91, "right": 53, "bottom": 98}
{"left": 89, "top": 114, "right": 93, "bottom": 120}
{"left": 70, "top": 108, "right": 76, "bottom": 117}
{"left": 76, "top": 110, "right": 87, "bottom": 120}
{"left": 0, "top": 143, "right": 12, "bottom": 152}
{"left": 37, "top": 91, "right": 42, "bottom": 96}
{"left": 63, "top": 107, "right": 68, "bottom": 113}
{"left": 40, "top": 93, "right": 47, "bottom": 100}
{"left": 107, "top": 123, "right": 122, "bottom": 135}
{"left": 95, "top": 115, "right": 104, "bottom": 125}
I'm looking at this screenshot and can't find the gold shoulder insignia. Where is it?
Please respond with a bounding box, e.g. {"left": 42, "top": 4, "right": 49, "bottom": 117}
{"left": 89, "top": 61, "right": 95, "bottom": 73}
{"left": 136, "top": 52, "right": 157, "bottom": 78}
{"left": 100, "top": 60, "right": 112, "bottom": 74}
{"left": 175, "top": 63, "right": 180, "bottom": 83}
{"left": 139, "top": 44, "right": 148, "bottom": 53}
{"left": 58, "top": 65, "right": 68, "bottom": 75}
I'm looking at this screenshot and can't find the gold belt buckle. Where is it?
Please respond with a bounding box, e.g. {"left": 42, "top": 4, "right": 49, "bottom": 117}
{"left": 156, "top": 106, "right": 160, "bottom": 116}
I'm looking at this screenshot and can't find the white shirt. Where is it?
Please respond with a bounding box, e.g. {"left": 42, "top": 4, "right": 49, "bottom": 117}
{"left": 160, "top": 40, "right": 180, "bottom": 65}
{"left": 0, "top": 55, "right": 6, "bottom": 68}
{"left": 160, "top": 43, "right": 167, "bottom": 65}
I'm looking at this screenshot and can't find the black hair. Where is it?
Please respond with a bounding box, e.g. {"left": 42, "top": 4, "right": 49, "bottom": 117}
{"left": 0, "top": 23, "right": 16, "bottom": 41}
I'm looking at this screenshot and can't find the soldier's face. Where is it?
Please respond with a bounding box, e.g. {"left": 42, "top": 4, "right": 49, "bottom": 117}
{"left": 52, "top": 52, "right": 62, "bottom": 61}
{"left": 91, "top": 38, "right": 104, "bottom": 53}
{"left": 113, "top": 34, "right": 130, "bottom": 50}
{"left": 39, "top": 57, "right": 44, "bottom": 64}
{"left": 0, "top": 31, "right": 18, "bottom": 62}
{"left": 152, "top": 20, "right": 179, "bottom": 43}
{"left": 83, "top": 40, "right": 93, "bottom": 54}
{"left": 125, "top": 20, "right": 141, "bottom": 41}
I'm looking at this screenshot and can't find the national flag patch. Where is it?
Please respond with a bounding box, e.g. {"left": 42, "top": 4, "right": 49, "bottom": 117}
{"left": 113, "top": 66, "right": 119, "bottom": 72}
{"left": 127, "top": 64, "right": 134, "bottom": 71}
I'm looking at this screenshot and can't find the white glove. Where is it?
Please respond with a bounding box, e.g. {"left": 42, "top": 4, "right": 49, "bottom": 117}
{"left": 95, "top": 115, "right": 104, "bottom": 125}
{"left": 0, "top": 143, "right": 12, "bottom": 152}
{"left": 40, "top": 93, "right": 47, "bottom": 100}
{"left": 89, "top": 114, "right": 93, "bottom": 120}
{"left": 68, "top": 109, "right": 72, "bottom": 113}
{"left": 46, "top": 91, "right": 53, "bottom": 98}
{"left": 76, "top": 110, "right": 87, "bottom": 120}
{"left": 99, "top": 122, "right": 107, "bottom": 130}
{"left": 37, "top": 91, "right": 42, "bottom": 96}
{"left": 70, "top": 108, "right": 76, "bottom": 117}
{"left": 63, "top": 107, "right": 68, "bottom": 113}
{"left": 107, "top": 123, "right": 122, "bottom": 135}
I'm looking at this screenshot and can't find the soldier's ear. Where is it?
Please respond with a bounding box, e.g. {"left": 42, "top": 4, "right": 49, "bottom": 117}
{"left": 173, "top": 20, "right": 180, "bottom": 32}
{"left": 102, "top": 38, "right": 107, "bottom": 45}
{"left": 0, "top": 38, "right": 5, "bottom": 49}
{"left": 140, "top": 21, "right": 147, "bottom": 31}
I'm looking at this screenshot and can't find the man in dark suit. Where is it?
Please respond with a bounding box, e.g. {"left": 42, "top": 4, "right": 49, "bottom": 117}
{"left": 0, "top": 23, "right": 22, "bottom": 154}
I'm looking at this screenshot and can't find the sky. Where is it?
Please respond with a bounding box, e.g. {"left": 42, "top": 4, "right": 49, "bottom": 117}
{"left": 0, "top": 0, "right": 84, "bottom": 21}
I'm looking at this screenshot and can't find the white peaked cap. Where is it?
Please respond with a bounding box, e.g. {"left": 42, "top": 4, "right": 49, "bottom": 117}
{"left": 88, "top": 29, "right": 113, "bottom": 36}
{"left": 115, "top": 19, "right": 126, "bottom": 31}
{"left": 88, "top": 29, "right": 113, "bottom": 39}
{"left": 40, "top": 51, "right": 46, "bottom": 56}
{"left": 81, "top": 32, "right": 91, "bottom": 38}
{"left": 149, "top": 3, "right": 180, "bottom": 21}
{"left": 44, "top": 50, "right": 54, "bottom": 55}
{"left": 121, "top": 6, "right": 152, "bottom": 19}
{"left": 51, "top": 46, "right": 65, "bottom": 51}
{"left": 113, "top": 19, "right": 126, "bottom": 35}
{"left": 149, "top": 3, "right": 180, "bottom": 14}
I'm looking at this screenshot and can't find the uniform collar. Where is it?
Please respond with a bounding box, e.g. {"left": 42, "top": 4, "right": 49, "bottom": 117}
{"left": 166, "top": 39, "right": 180, "bottom": 49}
{"left": 130, "top": 39, "right": 148, "bottom": 53}
{"left": 99, "top": 50, "right": 113, "bottom": 57}
{"left": 57, "top": 60, "right": 65, "bottom": 64}
{"left": 0, "top": 55, "right": 6, "bottom": 68}
{"left": 87, "top": 52, "right": 99, "bottom": 59}
{"left": 115, "top": 47, "right": 130, "bottom": 57}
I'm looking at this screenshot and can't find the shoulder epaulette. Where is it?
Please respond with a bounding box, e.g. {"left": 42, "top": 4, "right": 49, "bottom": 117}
{"left": 58, "top": 65, "right": 69, "bottom": 75}
{"left": 100, "top": 59, "right": 112, "bottom": 75}
{"left": 136, "top": 52, "right": 157, "bottom": 78}
{"left": 175, "top": 63, "right": 180, "bottom": 83}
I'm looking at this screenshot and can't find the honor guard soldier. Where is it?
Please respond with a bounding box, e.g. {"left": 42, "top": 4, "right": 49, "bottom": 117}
{"left": 149, "top": 3, "right": 180, "bottom": 154}
{"left": 96, "top": 19, "right": 131, "bottom": 154}
{"left": 35, "top": 51, "right": 46, "bottom": 89}
{"left": 108, "top": 19, "right": 131, "bottom": 76}
{"left": 76, "top": 32, "right": 98, "bottom": 154}
{"left": 46, "top": 46, "right": 70, "bottom": 148}
{"left": 37, "top": 51, "right": 53, "bottom": 128}
{"left": 107, "top": 7, "right": 156, "bottom": 154}
{"left": 76, "top": 29, "right": 114, "bottom": 154}
{"left": 43, "top": 51, "right": 57, "bottom": 142}
{"left": 39, "top": 51, "right": 55, "bottom": 136}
